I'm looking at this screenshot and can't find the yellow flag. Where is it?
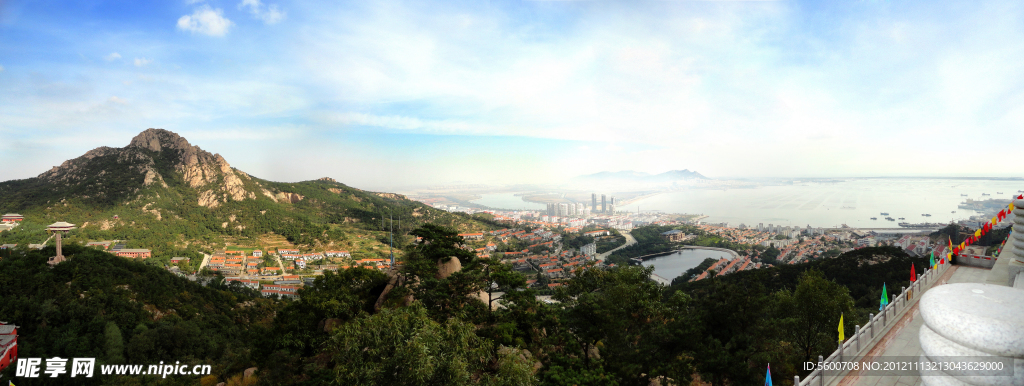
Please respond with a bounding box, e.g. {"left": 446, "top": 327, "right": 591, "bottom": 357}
{"left": 992, "top": 217, "right": 998, "bottom": 225}
{"left": 838, "top": 313, "right": 845, "bottom": 342}
{"left": 1011, "top": 203, "right": 1016, "bottom": 212}
{"left": 975, "top": 229, "right": 981, "bottom": 237}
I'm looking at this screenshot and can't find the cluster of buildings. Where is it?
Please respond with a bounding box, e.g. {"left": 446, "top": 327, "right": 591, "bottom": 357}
{"left": 83, "top": 241, "right": 152, "bottom": 259}
{"left": 690, "top": 256, "right": 763, "bottom": 282}
{"left": 208, "top": 250, "right": 264, "bottom": 276}
{"left": 0, "top": 213, "right": 22, "bottom": 233}
{"left": 224, "top": 277, "right": 302, "bottom": 299}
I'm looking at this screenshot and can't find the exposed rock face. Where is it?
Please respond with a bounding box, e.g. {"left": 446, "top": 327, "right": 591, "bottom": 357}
{"left": 374, "top": 192, "right": 406, "bottom": 200}
{"left": 38, "top": 128, "right": 276, "bottom": 208}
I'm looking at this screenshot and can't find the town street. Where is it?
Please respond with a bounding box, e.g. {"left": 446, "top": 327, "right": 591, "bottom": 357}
{"left": 596, "top": 230, "right": 636, "bottom": 261}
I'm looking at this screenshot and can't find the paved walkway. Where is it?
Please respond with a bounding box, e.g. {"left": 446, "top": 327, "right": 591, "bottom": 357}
{"left": 842, "top": 266, "right": 992, "bottom": 386}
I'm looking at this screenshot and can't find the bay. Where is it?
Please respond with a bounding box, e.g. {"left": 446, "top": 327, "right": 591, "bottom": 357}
{"left": 628, "top": 178, "right": 1022, "bottom": 228}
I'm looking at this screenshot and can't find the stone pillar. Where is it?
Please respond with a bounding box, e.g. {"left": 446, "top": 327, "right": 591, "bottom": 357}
{"left": 55, "top": 232, "right": 63, "bottom": 259}
{"left": 1007, "top": 199, "right": 1024, "bottom": 286}
{"left": 794, "top": 375, "right": 800, "bottom": 386}
{"left": 918, "top": 283, "right": 1024, "bottom": 385}
{"left": 855, "top": 325, "right": 861, "bottom": 352}
{"left": 818, "top": 355, "right": 824, "bottom": 386}
{"left": 868, "top": 313, "right": 874, "bottom": 338}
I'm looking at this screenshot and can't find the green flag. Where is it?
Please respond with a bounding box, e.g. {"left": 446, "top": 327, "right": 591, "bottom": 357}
{"left": 879, "top": 283, "right": 888, "bottom": 311}
{"left": 930, "top": 252, "right": 936, "bottom": 270}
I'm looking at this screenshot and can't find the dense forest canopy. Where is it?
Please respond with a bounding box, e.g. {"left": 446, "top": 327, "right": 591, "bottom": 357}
{"left": 1, "top": 226, "right": 936, "bottom": 385}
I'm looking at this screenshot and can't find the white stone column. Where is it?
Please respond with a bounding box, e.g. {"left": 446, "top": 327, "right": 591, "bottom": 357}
{"left": 918, "top": 283, "right": 1024, "bottom": 385}
{"left": 1006, "top": 199, "right": 1024, "bottom": 286}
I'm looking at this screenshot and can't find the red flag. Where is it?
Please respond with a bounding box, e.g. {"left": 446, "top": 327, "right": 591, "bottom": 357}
{"left": 910, "top": 264, "right": 917, "bottom": 282}
{"left": 998, "top": 210, "right": 1006, "bottom": 221}
{"left": 1018, "top": 194, "right": 1023, "bottom": 199}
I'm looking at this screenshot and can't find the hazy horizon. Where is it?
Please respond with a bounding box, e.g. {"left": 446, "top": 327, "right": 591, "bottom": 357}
{"left": 2, "top": 0, "right": 1023, "bottom": 191}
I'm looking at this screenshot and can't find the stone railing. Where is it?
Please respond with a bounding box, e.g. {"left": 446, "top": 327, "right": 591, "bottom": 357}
{"left": 795, "top": 259, "right": 953, "bottom": 386}
{"left": 915, "top": 198, "right": 1024, "bottom": 385}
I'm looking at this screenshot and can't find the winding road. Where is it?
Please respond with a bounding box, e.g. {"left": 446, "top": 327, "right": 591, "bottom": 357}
{"left": 596, "top": 230, "right": 636, "bottom": 261}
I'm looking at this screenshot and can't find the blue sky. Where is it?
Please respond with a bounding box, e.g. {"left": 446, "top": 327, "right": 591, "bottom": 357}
{"left": 1, "top": 0, "right": 1022, "bottom": 190}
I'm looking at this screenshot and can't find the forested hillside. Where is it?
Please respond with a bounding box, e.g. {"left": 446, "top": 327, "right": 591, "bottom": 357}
{"left": 0, "top": 245, "right": 282, "bottom": 385}
{"left": 0, "top": 129, "right": 496, "bottom": 260}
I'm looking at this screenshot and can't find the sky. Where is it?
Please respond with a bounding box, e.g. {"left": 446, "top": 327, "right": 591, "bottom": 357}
{"left": 1, "top": 0, "right": 1023, "bottom": 191}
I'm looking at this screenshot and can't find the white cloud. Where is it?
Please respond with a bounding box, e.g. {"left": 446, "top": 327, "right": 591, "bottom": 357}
{"left": 239, "top": 0, "right": 285, "bottom": 24}
{"left": 177, "top": 5, "right": 233, "bottom": 36}
{"left": 103, "top": 52, "right": 122, "bottom": 61}
{"left": 108, "top": 96, "right": 127, "bottom": 104}
{"left": 133, "top": 57, "right": 152, "bottom": 67}
{"left": 0, "top": 65, "right": 4, "bottom": 72}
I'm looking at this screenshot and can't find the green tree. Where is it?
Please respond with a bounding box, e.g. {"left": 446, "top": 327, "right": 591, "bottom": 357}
{"left": 395, "top": 224, "right": 489, "bottom": 323}
{"left": 104, "top": 321, "right": 125, "bottom": 364}
{"left": 552, "top": 266, "right": 689, "bottom": 386}
{"left": 777, "top": 269, "right": 857, "bottom": 364}
{"left": 322, "top": 304, "right": 536, "bottom": 386}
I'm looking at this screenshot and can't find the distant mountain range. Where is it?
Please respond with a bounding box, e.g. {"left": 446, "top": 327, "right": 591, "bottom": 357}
{"left": 565, "top": 169, "right": 708, "bottom": 190}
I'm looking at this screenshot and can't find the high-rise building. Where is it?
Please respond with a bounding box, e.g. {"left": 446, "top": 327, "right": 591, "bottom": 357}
{"left": 611, "top": 197, "right": 615, "bottom": 206}
{"left": 608, "top": 204, "right": 616, "bottom": 214}
{"left": 601, "top": 195, "right": 607, "bottom": 213}
{"left": 576, "top": 203, "right": 584, "bottom": 217}
{"left": 559, "top": 203, "right": 569, "bottom": 217}
{"left": 592, "top": 193, "right": 597, "bottom": 212}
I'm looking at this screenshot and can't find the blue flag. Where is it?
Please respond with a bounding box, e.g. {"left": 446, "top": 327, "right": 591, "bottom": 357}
{"left": 765, "top": 363, "right": 772, "bottom": 386}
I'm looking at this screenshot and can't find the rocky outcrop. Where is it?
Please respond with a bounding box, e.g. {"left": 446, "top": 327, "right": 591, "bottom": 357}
{"left": 374, "top": 192, "right": 406, "bottom": 200}
{"left": 275, "top": 192, "right": 304, "bottom": 203}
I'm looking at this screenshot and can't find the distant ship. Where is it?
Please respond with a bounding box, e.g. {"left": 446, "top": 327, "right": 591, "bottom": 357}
{"left": 871, "top": 217, "right": 877, "bottom": 220}
{"left": 898, "top": 217, "right": 905, "bottom": 220}
{"left": 921, "top": 214, "right": 931, "bottom": 217}
{"left": 997, "top": 192, "right": 1003, "bottom": 194}
{"left": 885, "top": 217, "right": 895, "bottom": 221}
{"left": 961, "top": 194, "right": 968, "bottom": 197}
{"left": 881, "top": 212, "right": 889, "bottom": 216}
{"left": 982, "top": 193, "right": 990, "bottom": 196}
{"left": 952, "top": 211, "right": 956, "bottom": 213}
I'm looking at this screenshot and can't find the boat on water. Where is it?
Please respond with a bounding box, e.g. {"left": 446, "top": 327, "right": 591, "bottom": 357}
{"left": 881, "top": 212, "right": 889, "bottom": 216}
{"left": 982, "top": 193, "right": 990, "bottom": 196}
{"left": 952, "top": 211, "right": 956, "bottom": 213}
{"left": 898, "top": 217, "right": 905, "bottom": 220}
{"left": 998, "top": 192, "right": 1003, "bottom": 194}
{"left": 871, "top": 217, "right": 877, "bottom": 220}
{"left": 961, "top": 194, "right": 968, "bottom": 197}
{"left": 920, "top": 214, "right": 932, "bottom": 217}
{"left": 885, "top": 217, "right": 895, "bottom": 221}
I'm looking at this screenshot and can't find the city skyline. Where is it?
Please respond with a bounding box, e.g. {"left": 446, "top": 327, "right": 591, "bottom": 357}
{"left": 2, "top": 0, "right": 1023, "bottom": 191}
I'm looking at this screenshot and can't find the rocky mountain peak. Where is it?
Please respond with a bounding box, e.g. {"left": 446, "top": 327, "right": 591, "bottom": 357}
{"left": 128, "top": 128, "right": 194, "bottom": 153}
